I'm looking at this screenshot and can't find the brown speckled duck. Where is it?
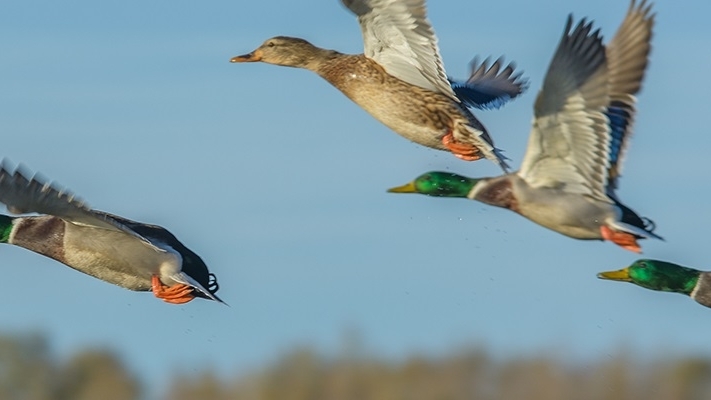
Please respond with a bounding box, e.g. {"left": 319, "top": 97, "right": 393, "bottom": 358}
{"left": 0, "top": 160, "right": 224, "bottom": 305}
{"left": 231, "top": 0, "right": 528, "bottom": 171}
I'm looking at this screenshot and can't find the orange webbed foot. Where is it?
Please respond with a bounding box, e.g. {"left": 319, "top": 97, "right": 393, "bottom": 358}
{"left": 600, "top": 226, "right": 642, "bottom": 253}
{"left": 442, "top": 133, "right": 483, "bottom": 161}
{"left": 151, "top": 275, "right": 195, "bottom": 305}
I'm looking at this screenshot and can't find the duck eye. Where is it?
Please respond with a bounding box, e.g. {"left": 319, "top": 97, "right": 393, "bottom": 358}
{"left": 267, "top": 42, "right": 275, "bottom": 47}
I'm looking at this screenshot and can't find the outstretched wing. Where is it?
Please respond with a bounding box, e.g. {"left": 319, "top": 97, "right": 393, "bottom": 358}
{"left": 0, "top": 159, "right": 163, "bottom": 252}
{"left": 604, "top": 0, "right": 654, "bottom": 193}
{"left": 341, "top": 0, "right": 457, "bottom": 99}
{"left": 450, "top": 57, "right": 529, "bottom": 110}
{"left": 517, "top": 16, "right": 611, "bottom": 203}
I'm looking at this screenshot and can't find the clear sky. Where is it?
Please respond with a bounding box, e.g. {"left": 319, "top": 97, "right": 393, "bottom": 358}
{"left": 2, "top": 0, "right": 711, "bottom": 394}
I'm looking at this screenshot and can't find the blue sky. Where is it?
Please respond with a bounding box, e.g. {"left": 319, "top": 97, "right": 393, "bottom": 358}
{"left": 2, "top": 0, "right": 711, "bottom": 393}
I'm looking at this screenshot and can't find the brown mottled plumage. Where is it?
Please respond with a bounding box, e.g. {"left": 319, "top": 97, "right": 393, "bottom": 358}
{"left": 231, "top": 0, "right": 529, "bottom": 171}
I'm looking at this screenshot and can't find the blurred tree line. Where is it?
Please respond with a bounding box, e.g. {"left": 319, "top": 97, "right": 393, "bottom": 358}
{"left": 1, "top": 331, "right": 711, "bottom": 400}
{"left": 0, "top": 332, "right": 139, "bottom": 400}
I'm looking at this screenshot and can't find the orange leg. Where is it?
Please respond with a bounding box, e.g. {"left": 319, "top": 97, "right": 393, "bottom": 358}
{"left": 151, "top": 275, "right": 195, "bottom": 304}
{"left": 441, "top": 132, "right": 483, "bottom": 161}
{"left": 600, "top": 226, "right": 642, "bottom": 253}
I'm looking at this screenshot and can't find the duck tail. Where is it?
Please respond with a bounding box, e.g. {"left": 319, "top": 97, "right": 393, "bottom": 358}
{"left": 613, "top": 200, "right": 663, "bottom": 241}
{"left": 493, "top": 148, "right": 511, "bottom": 173}
{"left": 639, "top": 216, "right": 663, "bottom": 241}
{"left": 206, "top": 273, "right": 226, "bottom": 305}
{"left": 208, "top": 273, "right": 220, "bottom": 294}
{"left": 173, "top": 271, "right": 227, "bottom": 306}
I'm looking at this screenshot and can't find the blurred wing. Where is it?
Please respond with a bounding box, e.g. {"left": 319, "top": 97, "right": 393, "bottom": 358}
{"left": 341, "top": 0, "right": 457, "bottom": 99}
{"left": 450, "top": 57, "right": 530, "bottom": 110}
{"left": 452, "top": 109, "right": 511, "bottom": 172}
{"left": 0, "top": 159, "right": 164, "bottom": 252}
{"left": 604, "top": 0, "right": 654, "bottom": 192}
{"left": 518, "top": 16, "right": 611, "bottom": 202}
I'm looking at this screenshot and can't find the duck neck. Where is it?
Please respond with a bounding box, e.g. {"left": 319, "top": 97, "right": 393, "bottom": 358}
{"left": 308, "top": 49, "right": 346, "bottom": 73}
{"left": 469, "top": 176, "right": 517, "bottom": 210}
{"left": 449, "top": 178, "right": 479, "bottom": 199}
{"left": 668, "top": 272, "right": 699, "bottom": 296}
{"left": 0, "top": 215, "right": 14, "bottom": 243}
{"left": 642, "top": 262, "right": 700, "bottom": 296}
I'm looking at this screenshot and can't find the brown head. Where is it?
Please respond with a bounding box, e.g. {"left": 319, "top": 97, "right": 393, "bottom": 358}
{"left": 230, "top": 36, "right": 333, "bottom": 70}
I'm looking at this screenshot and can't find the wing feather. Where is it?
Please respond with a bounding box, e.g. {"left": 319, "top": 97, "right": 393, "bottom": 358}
{"left": 342, "top": 0, "right": 457, "bottom": 99}
{"left": 450, "top": 57, "right": 529, "bottom": 110}
{"left": 605, "top": 0, "right": 654, "bottom": 192}
{"left": 518, "top": 16, "right": 611, "bottom": 202}
{"left": 0, "top": 159, "right": 163, "bottom": 252}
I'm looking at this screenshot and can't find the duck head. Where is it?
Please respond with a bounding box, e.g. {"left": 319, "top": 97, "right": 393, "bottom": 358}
{"left": 230, "top": 36, "right": 328, "bottom": 69}
{"left": 598, "top": 259, "right": 700, "bottom": 295}
{"left": 388, "top": 171, "right": 480, "bottom": 198}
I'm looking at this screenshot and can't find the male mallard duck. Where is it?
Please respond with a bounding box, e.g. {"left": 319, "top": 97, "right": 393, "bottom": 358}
{"left": 0, "top": 160, "right": 224, "bottom": 305}
{"left": 598, "top": 260, "right": 711, "bottom": 308}
{"left": 388, "top": 1, "right": 661, "bottom": 253}
{"left": 231, "top": 0, "right": 528, "bottom": 171}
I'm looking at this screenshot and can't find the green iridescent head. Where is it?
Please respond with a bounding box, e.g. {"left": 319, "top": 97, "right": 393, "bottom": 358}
{"left": 598, "top": 259, "right": 701, "bottom": 295}
{"left": 387, "top": 171, "right": 479, "bottom": 198}
{"left": 0, "top": 215, "right": 13, "bottom": 243}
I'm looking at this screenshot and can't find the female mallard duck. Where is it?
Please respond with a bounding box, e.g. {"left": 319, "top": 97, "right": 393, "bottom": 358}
{"left": 388, "top": 1, "right": 661, "bottom": 253}
{"left": 0, "top": 160, "right": 224, "bottom": 305}
{"left": 598, "top": 260, "right": 711, "bottom": 308}
{"left": 231, "top": 0, "right": 528, "bottom": 171}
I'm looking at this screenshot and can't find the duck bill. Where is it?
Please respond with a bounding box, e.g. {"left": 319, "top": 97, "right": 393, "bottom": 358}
{"left": 597, "top": 267, "right": 632, "bottom": 282}
{"left": 387, "top": 182, "right": 417, "bottom": 194}
{"left": 230, "top": 49, "right": 263, "bottom": 63}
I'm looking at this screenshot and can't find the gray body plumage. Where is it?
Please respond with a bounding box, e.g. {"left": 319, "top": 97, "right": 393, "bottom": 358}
{"left": 0, "top": 161, "right": 222, "bottom": 302}
{"left": 10, "top": 214, "right": 178, "bottom": 291}
{"left": 470, "top": 174, "right": 622, "bottom": 240}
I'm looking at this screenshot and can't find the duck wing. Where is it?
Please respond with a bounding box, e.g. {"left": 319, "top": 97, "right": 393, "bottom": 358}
{"left": 450, "top": 57, "right": 529, "bottom": 110}
{"left": 341, "top": 0, "right": 457, "bottom": 100}
{"left": 517, "top": 16, "right": 611, "bottom": 203}
{"left": 604, "top": 0, "right": 654, "bottom": 193}
{"left": 0, "top": 159, "right": 164, "bottom": 252}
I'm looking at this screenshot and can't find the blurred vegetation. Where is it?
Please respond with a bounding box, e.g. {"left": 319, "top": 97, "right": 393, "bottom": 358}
{"left": 0, "top": 331, "right": 710, "bottom": 400}
{"left": 0, "top": 332, "right": 139, "bottom": 400}
{"left": 164, "top": 348, "right": 711, "bottom": 400}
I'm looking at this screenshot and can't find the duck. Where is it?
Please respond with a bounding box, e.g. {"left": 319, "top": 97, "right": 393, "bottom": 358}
{"left": 0, "top": 160, "right": 224, "bottom": 305}
{"left": 230, "top": 0, "right": 528, "bottom": 171}
{"left": 598, "top": 259, "right": 711, "bottom": 308}
{"left": 388, "top": 0, "right": 661, "bottom": 253}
